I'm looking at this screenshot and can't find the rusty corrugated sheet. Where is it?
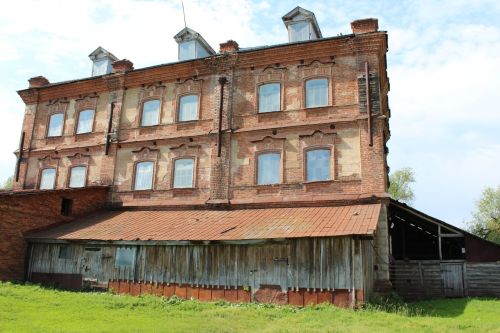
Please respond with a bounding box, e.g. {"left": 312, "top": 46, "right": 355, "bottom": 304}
{"left": 25, "top": 204, "right": 381, "bottom": 241}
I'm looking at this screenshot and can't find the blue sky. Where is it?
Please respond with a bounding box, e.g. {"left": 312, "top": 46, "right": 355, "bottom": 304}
{"left": 1, "top": 0, "right": 499, "bottom": 228}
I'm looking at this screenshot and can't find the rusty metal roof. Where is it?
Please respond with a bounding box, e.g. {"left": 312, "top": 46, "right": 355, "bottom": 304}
{"left": 25, "top": 204, "right": 381, "bottom": 242}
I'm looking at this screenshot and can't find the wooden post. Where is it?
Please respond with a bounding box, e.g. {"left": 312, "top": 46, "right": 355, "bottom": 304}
{"left": 438, "top": 225, "right": 442, "bottom": 260}
{"left": 351, "top": 238, "right": 356, "bottom": 307}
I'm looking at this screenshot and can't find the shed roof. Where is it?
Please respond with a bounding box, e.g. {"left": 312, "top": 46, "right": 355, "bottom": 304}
{"left": 25, "top": 204, "right": 381, "bottom": 242}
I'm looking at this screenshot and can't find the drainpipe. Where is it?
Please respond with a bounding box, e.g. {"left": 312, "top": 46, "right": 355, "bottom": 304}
{"left": 365, "top": 61, "right": 373, "bottom": 146}
{"left": 104, "top": 102, "right": 115, "bottom": 156}
{"left": 217, "top": 77, "right": 228, "bottom": 157}
{"left": 15, "top": 131, "right": 25, "bottom": 181}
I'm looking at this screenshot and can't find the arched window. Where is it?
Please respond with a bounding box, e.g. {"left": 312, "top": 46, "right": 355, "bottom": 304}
{"left": 173, "top": 158, "right": 195, "bottom": 188}
{"left": 305, "top": 78, "right": 328, "bottom": 108}
{"left": 40, "top": 168, "right": 56, "bottom": 189}
{"left": 257, "top": 152, "right": 281, "bottom": 185}
{"left": 47, "top": 113, "right": 64, "bottom": 137}
{"left": 306, "top": 149, "right": 331, "bottom": 181}
{"left": 134, "top": 161, "right": 154, "bottom": 190}
{"left": 141, "top": 99, "right": 161, "bottom": 127}
{"left": 178, "top": 95, "right": 199, "bottom": 122}
{"left": 76, "top": 109, "right": 94, "bottom": 134}
{"left": 69, "top": 166, "right": 87, "bottom": 188}
{"left": 258, "top": 83, "right": 281, "bottom": 113}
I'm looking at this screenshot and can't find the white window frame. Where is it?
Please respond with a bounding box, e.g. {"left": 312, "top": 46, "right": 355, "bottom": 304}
{"left": 47, "top": 113, "right": 64, "bottom": 137}
{"left": 258, "top": 83, "right": 281, "bottom": 113}
{"left": 39, "top": 168, "right": 57, "bottom": 190}
{"left": 76, "top": 109, "right": 95, "bottom": 134}
{"left": 178, "top": 94, "right": 199, "bottom": 122}
{"left": 305, "top": 78, "right": 329, "bottom": 108}
{"left": 133, "top": 161, "right": 154, "bottom": 191}
{"left": 305, "top": 148, "right": 332, "bottom": 182}
{"left": 140, "top": 99, "right": 161, "bottom": 127}
{"left": 173, "top": 158, "right": 195, "bottom": 188}
{"left": 68, "top": 166, "right": 87, "bottom": 188}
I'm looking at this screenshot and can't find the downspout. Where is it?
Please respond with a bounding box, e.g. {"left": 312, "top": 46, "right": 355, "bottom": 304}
{"left": 104, "top": 101, "right": 115, "bottom": 156}
{"left": 15, "top": 131, "right": 25, "bottom": 182}
{"left": 365, "top": 61, "right": 373, "bottom": 146}
{"left": 217, "top": 77, "right": 227, "bottom": 157}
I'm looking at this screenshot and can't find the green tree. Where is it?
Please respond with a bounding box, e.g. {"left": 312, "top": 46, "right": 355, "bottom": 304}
{"left": 1, "top": 176, "right": 13, "bottom": 190}
{"left": 468, "top": 186, "right": 500, "bottom": 244}
{"left": 388, "top": 167, "right": 415, "bottom": 205}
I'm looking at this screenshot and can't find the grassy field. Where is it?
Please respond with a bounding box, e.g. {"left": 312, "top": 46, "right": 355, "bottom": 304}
{"left": 0, "top": 282, "right": 499, "bottom": 333}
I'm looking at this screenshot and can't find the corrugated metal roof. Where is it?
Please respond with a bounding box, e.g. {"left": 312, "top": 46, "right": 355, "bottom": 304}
{"left": 26, "top": 204, "right": 381, "bottom": 242}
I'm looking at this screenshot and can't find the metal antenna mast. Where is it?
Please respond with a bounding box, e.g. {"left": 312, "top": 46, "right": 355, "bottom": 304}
{"left": 181, "top": 0, "right": 187, "bottom": 28}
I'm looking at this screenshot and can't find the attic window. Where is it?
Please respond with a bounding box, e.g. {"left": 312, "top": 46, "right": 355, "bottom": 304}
{"left": 179, "top": 41, "right": 196, "bottom": 61}
{"left": 290, "top": 21, "right": 310, "bottom": 42}
{"left": 174, "top": 27, "right": 214, "bottom": 61}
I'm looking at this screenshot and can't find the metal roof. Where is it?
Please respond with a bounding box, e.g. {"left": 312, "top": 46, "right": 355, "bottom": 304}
{"left": 26, "top": 204, "right": 381, "bottom": 242}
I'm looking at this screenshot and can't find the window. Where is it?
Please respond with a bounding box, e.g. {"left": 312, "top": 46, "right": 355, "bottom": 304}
{"left": 179, "top": 40, "right": 196, "bottom": 61}
{"left": 47, "top": 113, "right": 64, "bottom": 137}
{"left": 141, "top": 99, "right": 161, "bottom": 127}
{"left": 289, "top": 21, "right": 310, "bottom": 42}
{"left": 306, "top": 149, "right": 331, "bottom": 182}
{"left": 134, "top": 161, "right": 154, "bottom": 190}
{"left": 115, "top": 247, "right": 136, "bottom": 268}
{"left": 257, "top": 153, "right": 281, "bottom": 185}
{"left": 61, "top": 198, "right": 73, "bottom": 216}
{"left": 92, "top": 59, "right": 110, "bottom": 76}
{"left": 58, "top": 245, "right": 72, "bottom": 259}
{"left": 258, "top": 83, "right": 281, "bottom": 113}
{"left": 173, "top": 158, "right": 194, "bottom": 188}
{"left": 306, "top": 78, "right": 328, "bottom": 108}
{"left": 69, "top": 166, "right": 86, "bottom": 188}
{"left": 178, "top": 95, "right": 199, "bottom": 122}
{"left": 76, "top": 109, "right": 94, "bottom": 134}
{"left": 40, "top": 168, "right": 56, "bottom": 190}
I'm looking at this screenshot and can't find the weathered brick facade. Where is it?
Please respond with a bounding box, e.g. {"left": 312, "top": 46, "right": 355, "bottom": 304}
{"left": 14, "top": 23, "right": 389, "bottom": 210}
{"left": 8, "top": 17, "right": 392, "bottom": 293}
{"left": 0, "top": 187, "right": 108, "bottom": 281}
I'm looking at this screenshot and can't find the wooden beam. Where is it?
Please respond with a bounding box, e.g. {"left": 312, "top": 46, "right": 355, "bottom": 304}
{"left": 438, "top": 225, "right": 443, "bottom": 260}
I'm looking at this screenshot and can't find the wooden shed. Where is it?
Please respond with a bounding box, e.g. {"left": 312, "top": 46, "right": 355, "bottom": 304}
{"left": 389, "top": 200, "right": 500, "bottom": 299}
{"left": 25, "top": 203, "right": 387, "bottom": 307}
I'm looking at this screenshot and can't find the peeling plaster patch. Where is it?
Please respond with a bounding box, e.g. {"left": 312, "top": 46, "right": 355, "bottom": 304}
{"left": 285, "top": 134, "right": 300, "bottom": 168}
{"left": 337, "top": 128, "right": 361, "bottom": 177}
{"left": 230, "top": 139, "right": 249, "bottom": 175}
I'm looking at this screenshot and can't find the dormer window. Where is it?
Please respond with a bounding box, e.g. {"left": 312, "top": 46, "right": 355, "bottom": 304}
{"left": 174, "top": 27, "right": 215, "bottom": 61}
{"left": 88, "top": 47, "right": 118, "bottom": 77}
{"left": 282, "top": 6, "right": 322, "bottom": 43}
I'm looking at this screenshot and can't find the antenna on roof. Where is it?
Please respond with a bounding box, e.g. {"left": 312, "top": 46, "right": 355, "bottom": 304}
{"left": 181, "top": 0, "right": 187, "bottom": 28}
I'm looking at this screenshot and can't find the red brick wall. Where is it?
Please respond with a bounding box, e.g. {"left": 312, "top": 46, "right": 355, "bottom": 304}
{"left": 0, "top": 187, "right": 108, "bottom": 281}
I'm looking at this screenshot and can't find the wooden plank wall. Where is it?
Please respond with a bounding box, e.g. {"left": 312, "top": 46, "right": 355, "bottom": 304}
{"left": 391, "top": 260, "right": 500, "bottom": 299}
{"left": 465, "top": 263, "right": 500, "bottom": 297}
{"left": 28, "top": 237, "right": 372, "bottom": 294}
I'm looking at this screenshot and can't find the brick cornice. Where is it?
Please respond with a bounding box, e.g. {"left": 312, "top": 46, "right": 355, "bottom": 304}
{"left": 17, "top": 32, "right": 386, "bottom": 105}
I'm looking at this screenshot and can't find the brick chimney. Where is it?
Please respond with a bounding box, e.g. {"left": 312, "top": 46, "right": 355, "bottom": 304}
{"left": 112, "top": 59, "right": 134, "bottom": 73}
{"left": 28, "top": 76, "right": 50, "bottom": 88}
{"left": 219, "top": 40, "right": 239, "bottom": 53}
{"left": 351, "top": 18, "right": 379, "bottom": 34}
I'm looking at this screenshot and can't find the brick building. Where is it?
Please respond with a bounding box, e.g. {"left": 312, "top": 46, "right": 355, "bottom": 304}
{"left": 5, "top": 6, "right": 497, "bottom": 305}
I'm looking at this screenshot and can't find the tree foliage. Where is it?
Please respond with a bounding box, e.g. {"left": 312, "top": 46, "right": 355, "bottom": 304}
{"left": 468, "top": 186, "right": 500, "bottom": 244}
{"left": 0, "top": 176, "right": 13, "bottom": 190}
{"left": 388, "top": 167, "right": 415, "bottom": 205}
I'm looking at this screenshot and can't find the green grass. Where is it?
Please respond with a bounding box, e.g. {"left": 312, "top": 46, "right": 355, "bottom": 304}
{"left": 0, "top": 282, "right": 499, "bottom": 333}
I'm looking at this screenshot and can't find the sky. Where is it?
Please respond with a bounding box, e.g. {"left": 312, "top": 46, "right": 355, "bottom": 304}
{"left": 1, "top": 0, "right": 499, "bottom": 228}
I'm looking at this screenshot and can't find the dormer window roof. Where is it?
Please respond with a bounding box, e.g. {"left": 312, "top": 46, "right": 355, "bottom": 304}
{"left": 88, "top": 47, "right": 118, "bottom": 77}
{"left": 282, "top": 6, "right": 322, "bottom": 43}
{"left": 174, "top": 27, "right": 215, "bottom": 61}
